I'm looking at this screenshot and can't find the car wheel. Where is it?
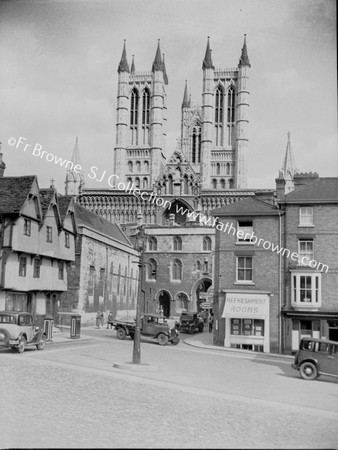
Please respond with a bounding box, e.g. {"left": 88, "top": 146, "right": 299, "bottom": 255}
{"left": 188, "top": 326, "right": 194, "bottom": 334}
{"left": 129, "top": 332, "right": 134, "bottom": 340}
{"left": 299, "top": 361, "right": 318, "bottom": 380}
{"left": 10, "top": 346, "right": 17, "bottom": 352}
{"left": 36, "top": 335, "right": 46, "bottom": 351}
{"left": 116, "top": 328, "right": 126, "bottom": 340}
{"left": 171, "top": 337, "right": 180, "bottom": 345}
{"left": 157, "top": 333, "right": 169, "bottom": 346}
{"left": 17, "top": 336, "right": 27, "bottom": 354}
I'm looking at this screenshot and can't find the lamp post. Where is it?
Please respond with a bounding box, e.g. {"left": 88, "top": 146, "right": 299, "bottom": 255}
{"left": 132, "top": 226, "right": 145, "bottom": 364}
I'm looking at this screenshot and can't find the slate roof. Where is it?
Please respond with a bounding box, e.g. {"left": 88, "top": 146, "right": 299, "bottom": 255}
{"left": 39, "top": 189, "right": 55, "bottom": 221}
{"left": 58, "top": 195, "right": 74, "bottom": 223}
{"left": 74, "top": 203, "right": 132, "bottom": 247}
{"left": 284, "top": 178, "right": 338, "bottom": 204}
{"left": 211, "top": 197, "right": 281, "bottom": 216}
{"left": 0, "top": 176, "right": 36, "bottom": 214}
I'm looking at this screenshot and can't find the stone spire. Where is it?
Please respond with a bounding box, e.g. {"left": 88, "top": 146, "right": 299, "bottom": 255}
{"left": 118, "top": 40, "right": 129, "bottom": 73}
{"left": 65, "top": 137, "right": 85, "bottom": 196}
{"left": 162, "top": 53, "right": 168, "bottom": 84}
{"left": 238, "top": 34, "right": 250, "bottom": 67}
{"left": 152, "top": 39, "right": 163, "bottom": 72}
{"left": 202, "top": 36, "right": 214, "bottom": 70}
{"left": 182, "top": 80, "right": 190, "bottom": 108}
{"left": 280, "top": 131, "right": 297, "bottom": 193}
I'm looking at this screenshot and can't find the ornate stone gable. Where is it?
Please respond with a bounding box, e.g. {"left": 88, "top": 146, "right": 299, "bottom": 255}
{"left": 155, "top": 149, "right": 201, "bottom": 197}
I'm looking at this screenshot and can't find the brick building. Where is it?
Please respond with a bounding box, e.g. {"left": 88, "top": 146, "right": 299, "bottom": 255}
{"left": 278, "top": 175, "right": 338, "bottom": 352}
{"left": 211, "top": 197, "right": 284, "bottom": 353}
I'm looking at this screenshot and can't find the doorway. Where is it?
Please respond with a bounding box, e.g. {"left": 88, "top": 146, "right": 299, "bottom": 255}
{"left": 158, "top": 291, "right": 170, "bottom": 318}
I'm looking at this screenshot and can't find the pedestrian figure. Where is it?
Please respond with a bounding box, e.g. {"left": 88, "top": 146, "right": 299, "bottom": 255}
{"left": 208, "top": 315, "right": 214, "bottom": 333}
{"left": 96, "top": 310, "right": 102, "bottom": 329}
{"left": 107, "top": 311, "right": 113, "bottom": 329}
{"left": 100, "top": 311, "right": 104, "bottom": 328}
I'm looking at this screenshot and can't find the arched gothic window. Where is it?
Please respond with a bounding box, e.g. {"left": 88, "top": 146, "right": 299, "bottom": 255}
{"left": 196, "top": 260, "right": 201, "bottom": 271}
{"left": 173, "top": 236, "right": 182, "bottom": 251}
{"left": 227, "top": 87, "right": 235, "bottom": 145}
{"left": 220, "top": 179, "right": 225, "bottom": 188}
{"left": 183, "top": 175, "right": 189, "bottom": 195}
{"left": 172, "top": 259, "right": 183, "bottom": 280}
{"left": 226, "top": 162, "right": 230, "bottom": 175}
{"left": 203, "top": 236, "right": 212, "bottom": 251}
{"left": 147, "top": 258, "right": 157, "bottom": 280}
{"left": 136, "top": 161, "right": 141, "bottom": 172}
{"left": 168, "top": 175, "right": 173, "bottom": 195}
{"left": 215, "top": 86, "right": 224, "bottom": 146}
{"left": 135, "top": 177, "right": 140, "bottom": 188}
{"left": 128, "top": 161, "right": 133, "bottom": 172}
{"left": 144, "top": 161, "right": 149, "bottom": 172}
{"left": 130, "top": 88, "right": 139, "bottom": 145}
{"left": 148, "top": 236, "right": 157, "bottom": 251}
{"left": 212, "top": 178, "right": 217, "bottom": 189}
{"left": 192, "top": 125, "right": 201, "bottom": 163}
{"left": 143, "top": 177, "right": 148, "bottom": 189}
{"left": 216, "top": 163, "right": 220, "bottom": 175}
{"left": 142, "top": 88, "right": 150, "bottom": 145}
{"left": 177, "top": 292, "right": 189, "bottom": 310}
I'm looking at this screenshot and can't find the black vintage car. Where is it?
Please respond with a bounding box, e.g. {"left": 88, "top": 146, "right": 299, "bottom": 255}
{"left": 178, "top": 312, "right": 204, "bottom": 334}
{"left": 0, "top": 311, "right": 47, "bottom": 353}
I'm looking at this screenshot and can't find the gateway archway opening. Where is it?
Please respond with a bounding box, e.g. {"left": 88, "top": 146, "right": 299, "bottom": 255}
{"left": 158, "top": 290, "right": 171, "bottom": 318}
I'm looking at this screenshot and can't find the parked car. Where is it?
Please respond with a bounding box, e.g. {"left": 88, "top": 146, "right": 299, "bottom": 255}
{"left": 108, "top": 313, "right": 180, "bottom": 345}
{"left": 291, "top": 337, "right": 338, "bottom": 380}
{"left": 0, "top": 311, "right": 47, "bottom": 353}
{"left": 178, "top": 312, "right": 204, "bottom": 334}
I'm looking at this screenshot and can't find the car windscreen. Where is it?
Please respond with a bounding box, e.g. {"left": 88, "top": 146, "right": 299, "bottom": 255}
{"left": 0, "top": 315, "right": 15, "bottom": 324}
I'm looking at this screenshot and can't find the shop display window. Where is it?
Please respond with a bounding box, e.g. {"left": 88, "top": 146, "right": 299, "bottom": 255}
{"left": 231, "top": 318, "right": 264, "bottom": 336}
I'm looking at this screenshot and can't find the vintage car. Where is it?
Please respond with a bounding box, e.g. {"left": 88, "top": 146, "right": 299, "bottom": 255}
{"left": 178, "top": 312, "right": 204, "bottom": 334}
{"left": 292, "top": 337, "right": 338, "bottom": 380}
{"left": 0, "top": 311, "right": 47, "bottom": 353}
{"left": 109, "top": 313, "right": 180, "bottom": 345}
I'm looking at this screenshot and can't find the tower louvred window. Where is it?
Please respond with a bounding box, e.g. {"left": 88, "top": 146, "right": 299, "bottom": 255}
{"left": 215, "top": 86, "right": 224, "bottom": 146}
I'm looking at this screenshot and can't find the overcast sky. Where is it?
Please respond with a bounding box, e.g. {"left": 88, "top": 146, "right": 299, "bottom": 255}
{"left": 0, "top": 0, "right": 336, "bottom": 193}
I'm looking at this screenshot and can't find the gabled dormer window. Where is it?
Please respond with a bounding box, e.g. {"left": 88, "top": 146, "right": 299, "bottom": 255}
{"left": 24, "top": 219, "right": 31, "bottom": 236}
{"left": 65, "top": 232, "right": 70, "bottom": 248}
{"left": 46, "top": 226, "right": 53, "bottom": 243}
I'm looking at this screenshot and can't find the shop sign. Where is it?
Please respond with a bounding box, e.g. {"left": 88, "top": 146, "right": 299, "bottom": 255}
{"left": 222, "top": 293, "right": 269, "bottom": 318}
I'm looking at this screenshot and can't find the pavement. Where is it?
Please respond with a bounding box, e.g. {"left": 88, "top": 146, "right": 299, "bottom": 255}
{"left": 50, "top": 324, "right": 293, "bottom": 360}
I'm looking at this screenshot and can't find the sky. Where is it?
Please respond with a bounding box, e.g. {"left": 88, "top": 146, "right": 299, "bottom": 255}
{"left": 0, "top": 0, "right": 337, "bottom": 193}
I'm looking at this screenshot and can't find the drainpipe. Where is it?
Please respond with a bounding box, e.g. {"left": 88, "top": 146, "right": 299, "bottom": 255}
{"left": 278, "top": 211, "right": 282, "bottom": 354}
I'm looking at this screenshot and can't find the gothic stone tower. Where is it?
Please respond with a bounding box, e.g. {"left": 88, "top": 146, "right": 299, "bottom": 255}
{"left": 114, "top": 40, "right": 168, "bottom": 190}
{"left": 181, "top": 36, "right": 251, "bottom": 190}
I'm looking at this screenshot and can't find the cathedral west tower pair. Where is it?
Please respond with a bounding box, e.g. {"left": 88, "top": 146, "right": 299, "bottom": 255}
{"left": 114, "top": 36, "right": 250, "bottom": 191}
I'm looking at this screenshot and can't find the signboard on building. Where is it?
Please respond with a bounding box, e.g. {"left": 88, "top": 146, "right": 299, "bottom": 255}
{"left": 222, "top": 292, "right": 269, "bottom": 318}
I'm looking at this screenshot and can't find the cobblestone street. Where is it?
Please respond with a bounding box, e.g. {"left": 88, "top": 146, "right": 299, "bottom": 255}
{"left": 1, "top": 330, "right": 338, "bottom": 449}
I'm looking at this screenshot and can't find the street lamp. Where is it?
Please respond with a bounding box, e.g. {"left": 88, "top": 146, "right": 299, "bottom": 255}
{"left": 132, "top": 226, "right": 145, "bottom": 364}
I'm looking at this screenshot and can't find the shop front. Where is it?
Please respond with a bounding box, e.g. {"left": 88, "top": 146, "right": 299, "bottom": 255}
{"left": 283, "top": 310, "right": 338, "bottom": 353}
{"left": 222, "top": 292, "right": 270, "bottom": 353}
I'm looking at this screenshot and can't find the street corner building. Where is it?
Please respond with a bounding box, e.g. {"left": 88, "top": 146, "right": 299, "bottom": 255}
{"left": 277, "top": 175, "right": 338, "bottom": 353}
{"left": 211, "top": 197, "right": 284, "bottom": 354}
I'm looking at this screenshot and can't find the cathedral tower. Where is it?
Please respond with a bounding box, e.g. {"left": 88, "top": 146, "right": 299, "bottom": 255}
{"left": 182, "top": 36, "right": 251, "bottom": 190}
{"left": 113, "top": 40, "right": 167, "bottom": 189}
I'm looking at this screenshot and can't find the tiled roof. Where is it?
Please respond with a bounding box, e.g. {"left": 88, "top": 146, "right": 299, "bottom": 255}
{"left": 285, "top": 178, "right": 338, "bottom": 203}
{"left": 39, "top": 189, "right": 55, "bottom": 221}
{"left": 0, "top": 176, "right": 36, "bottom": 214}
{"left": 211, "top": 197, "right": 281, "bottom": 216}
{"left": 74, "top": 203, "right": 132, "bottom": 247}
{"left": 58, "top": 196, "right": 73, "bottom": 222}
